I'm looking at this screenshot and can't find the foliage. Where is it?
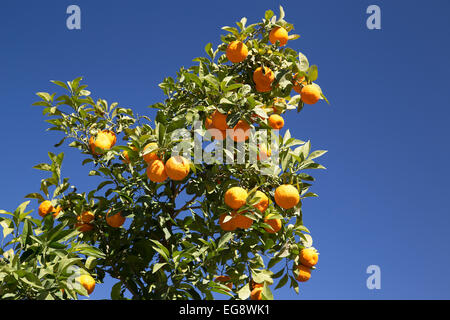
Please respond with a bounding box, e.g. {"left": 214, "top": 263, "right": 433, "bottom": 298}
{"left": 0, "top": 6, "right": 327, "bottom": 300}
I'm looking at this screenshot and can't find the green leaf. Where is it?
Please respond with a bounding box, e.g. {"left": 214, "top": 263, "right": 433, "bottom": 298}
{"left": 279, "top": 5, "right": 285, "bottom": 20}
{"left": 111, "top": 282, "right": 123, "bottom": 300}
{"left": 307, "top": 150, "right": 327, "bottom": 160}
{"left": 217, "top": 232, "right": 233, "bottom": 249}
{"left": 298, "top": 52, "right": 309, "bottom": 72}
{"left": 308, "top": 65, "right": 318, "bottom": 82}
{"left": 262, "top": 283, "right": 273, "bottom": 300}
{"left": 33, "top": 163, "right": 52, "bottom": 171}
{"left": 150, "top": 240, "right": 170, "bottom": 262}
{"left": 25, "top": 193, "right": 45, "bottom": 202}
{"left": 237, "top": 283, "right": 250, "bottom": 300}
{"left": 152, "top": 262, "right": 167, "bottom": 273}
{"left": 275, "top": 273, "right": 288, "bottom": 289}
{"left": 85, "top": 256, "right": 97, "bottom": 269}
{"left": 265, "top": 10, "right": 274, "bottom": 21}
{"left": 0, "top": 219, "right": 14, "bottom": 238}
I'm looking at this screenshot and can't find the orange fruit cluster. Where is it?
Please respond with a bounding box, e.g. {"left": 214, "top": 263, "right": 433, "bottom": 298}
{"left": 146, "top": 155, "right": 190, "bottom": 183}
{"left": 294, "top": 248, "right": 319, "bottom": 282}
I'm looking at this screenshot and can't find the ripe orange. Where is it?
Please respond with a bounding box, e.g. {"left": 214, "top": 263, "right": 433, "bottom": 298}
{"left": 75, "top": 221, "right": 94, "bottom": 232}
{"left": 122, "top": 146, "right": 138, "bottom": 164}
{"left": 106, "top": 210, "right": 126, "bottom": 228}
{"left": 292, "top": 73, "right": 306, "bottom": 94}
{"left": 224, "top": 187, "right": 248, "bottom": 210}
{"left": 219, "top": 213, "right": 236, "bottom": 231}
{"left": 250, "top": 287, "right": 263, "bottom": 300}
{"left": 299, "top": 248, "right": 319, "bottom": 267}
{"left": 211, "top": 110, "right": 230, "bottom": 131}
{"left": 80, "top": 211, "right": 95, "bottom": 223}
{"left": 214, "top": 275, "right": 233, "bottom": 290}
{"left": 269, "top": 26, "right": 288, "bottom": 46}
{"left": 301, "top": 84, "right": 321, "bottom": 105}
{"left": 205, "top": 116, "right": 214, "bottom": 129}
{"left": 268, "top": 114, "right": 284, "bottom": 130}
{"left": 38, "top": 200, "right": 54, "bottom": 217}
{"left": 295, "top": 265, "right": 312, "bottom": 282}
{"left": 143, "top": 143, "right": 159, "bottom": 164}
{"left": 78, "top": 274, "right": 96, "bottom": 294}
{"left": 52, "top": 206, "right": 62, "bottom": 218}
{"left": 253, "top": 191, "right": 269, "bottom": 213}
{"left": 253, "top": 67, "right": 275, "bottom": 92}
{"left": 250, "top": 280, "right": 264, "bottom": 290}
{"left": 89, "top": 130, "right": 116, "bottom": 155}
{"left": 146, "top": 159, "right": 168, "bottom": 183}
{"left": 233, "top": 211, "right": 253, "bottom": 230}
{"left": 255, "top": 82, "right": 272, "bottom": 93}
{"left": 226, "top": 41, "right": 248, "bottom": 63}
{"left": 228, "top": 120, "right": 251, "bottom": 142}
{"left": 274, "top": 184, "right": 300, "bottom": 209}
{"left": 264, "top": 215, "right": 282, "bottom": 233}
{"left": 165, "top": 156, "right": 190, "bottom": 181}
{"left": 208, "top": 128, "right": 227, "bottom": 141}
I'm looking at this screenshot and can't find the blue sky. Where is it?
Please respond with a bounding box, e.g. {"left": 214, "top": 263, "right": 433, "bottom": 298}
{"left": 1, "top": 0, "right": 450, "bottom": 299}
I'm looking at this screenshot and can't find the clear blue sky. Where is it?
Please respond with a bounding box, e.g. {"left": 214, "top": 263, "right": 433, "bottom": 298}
{"left": 1, "top": 0, "right": 450, "bottom": 299}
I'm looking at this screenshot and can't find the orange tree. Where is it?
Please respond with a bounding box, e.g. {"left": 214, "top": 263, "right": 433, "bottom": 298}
{"left": 0, "top": 7, "right": 328, "bottom": 300}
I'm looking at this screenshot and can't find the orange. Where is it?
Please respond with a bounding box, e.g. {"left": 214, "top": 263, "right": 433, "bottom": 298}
{"left": 219, "top": 213, "right": 236, "bottom": 231}
{"left": 295, "top": 265, "right": 312, "bottom": 282}
{"left": 253, "top": 191, "right": 269, "bottom": 213}
{"left": 143, "top": 142, "right": 159, "bottom": 164}
{"left": 301, "top": 84, "right": 321, "bottom": 105}
{"left": 293, "top": 73, "right": 306, "bottom": 94}
{"left": 250, "top": 280, "right": 264, "bottom": 290}
{"left": 250, "top": 287, "right": 263, "bottom": 300}
{"left": 268, "top": 114, "right": 284, "bottom": 130}
{"left": 257, "top": 145, "right": 272, "bottom": 161}
{"left": 255, "top": 82, "right": 272, "bottom": 93}
{"left": 274, "top": 184, "right": 300, "bottom": 209}
{"left": 205, "top": 116, "right": 214, "bottom": 129}
{"left": 146, "top": 159, "right": 168, "bottom": 183}
{"left": 122, "top": 146, "right": 138, "bottom": 164}
{"left": 89, "top": 130, "right": 116, "bottom": 155}
{"left": 52, "top": 206, "right": 62, "bottom": 218}
{"left": 75, "top": 222, "right": 94, "bottom": 232}
{"left": 233, "top": 211, "right": 253, "bottom": 230}
{"left": 38, "top": 200, "right": 54, "bottom": 217}
{"left": 253, "top": 67, "right": 275, "bottom": 91}
{"left": 211, "top": 110, "right": 230, "bottom": 131}
{"left": 264, "top": 216, "right": 282, "bottom": 233}
{"left": 165, "top": 156, "right": 190, "bottom": 181}
{"left": 224, "top": 187, "right": 248, "bottom": 210}
{"left": 78, "top": 274, "right": 96, "bottom": 294}
{"left": 106, "top": 210, "right": 126, "bottom": 228}
{"left": 80, "top": 211, "right": 95, "bottom": 223}
{"left": 228, "top": 120, "right": 251, "bottom": 142}
{"left": 214, "top": 275, "right": 233, "bottom": 290}
{"left": 269, "top": 26, "right": 288, "bottom": 46}
{"left": 299, "top": 248, "right": 319, "bottom": 267}
{"left": 208, "top": 128, "right": 227, "bottom": 141}
{"left": 226, "top": 41, "right": 248, "bottom": 63}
